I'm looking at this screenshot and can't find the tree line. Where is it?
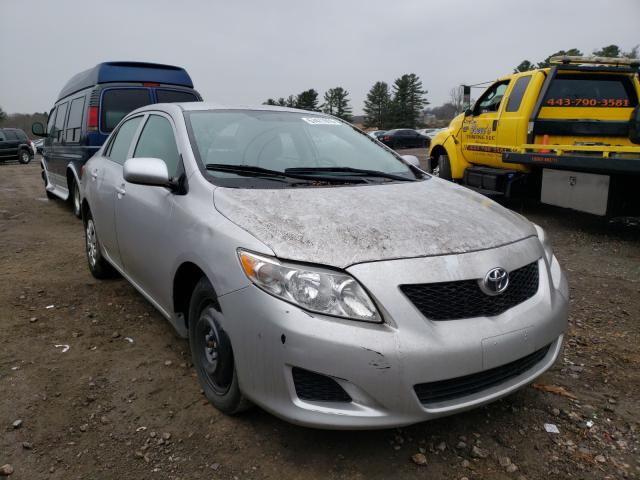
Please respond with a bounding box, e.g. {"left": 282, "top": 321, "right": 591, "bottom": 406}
{"left": 264, "top": 73, "right": 428, "bottom": 129}
{"left": 515, "top": 44, "right": 638, "bottom": 72}
{"left": 264, "top": 87, "right": 353, "bottom": 122}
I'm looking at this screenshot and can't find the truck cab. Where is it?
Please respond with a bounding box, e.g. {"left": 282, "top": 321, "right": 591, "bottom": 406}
{"left": 429, "top": 56, "right": 640, "bottom": 216}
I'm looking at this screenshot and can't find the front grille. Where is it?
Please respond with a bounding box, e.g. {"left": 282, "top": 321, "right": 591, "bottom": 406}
{"left": 292, "top": 367, "right": 352, "bottom": 403}
{"left": 400, "top": 261, "right": 539, "bottom": 320}
{"left": 414, "top": 344, "right": 551, "bottom": 405}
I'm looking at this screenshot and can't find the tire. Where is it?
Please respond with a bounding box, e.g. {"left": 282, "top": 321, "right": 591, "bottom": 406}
{"left": 188, "top": 277, "right": 251, "bottom": 415}
{"left": 70, "top": 179, "right": 82, "bottom": 218}
{"left": 18, "top": 149, "right": 32, "bottom": 164}
{"left": 432, "top": 154, "right": 453, "bottom": 181}
{"left": 45, "top": 190, "right": 56, "bottom": 200}
{"left": 84, "top": 211, "right": 118, "bottom": 279}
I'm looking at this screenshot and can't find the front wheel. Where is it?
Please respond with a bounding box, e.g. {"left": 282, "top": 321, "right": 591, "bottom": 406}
{"left": 19, "top": 149, "right": 32, "bottom": 164}
{"left": 188, "top": 278, "right": 251, "bottom": 415}
{"left": 432, "top": 154, "right": 453, "bottom": 181}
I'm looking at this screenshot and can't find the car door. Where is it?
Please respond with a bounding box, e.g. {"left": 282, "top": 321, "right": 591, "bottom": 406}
{"left": 49, "top": 101, "right": 69, "bottom": 188}
{"left": 0, "top": 130, "right": 8, "bottom": 158}
{"left": 460, "top": 81, "right": 509, "bottom": 165}
{"left": 115, "top": 113, "right": 183, "bottom": 309}
{"left": 90, "top": 115, "right": 144, "bottom": 270}
{"left": 3, "top": 130, "right": 20, "bottom": 159}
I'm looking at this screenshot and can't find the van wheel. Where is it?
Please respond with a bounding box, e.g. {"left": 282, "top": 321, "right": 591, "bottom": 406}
{"left": 70, "top": 179, "right": 81, "bottom": 218}
{"left": 189, "top": 277, "right": 251, "bottom": 415}
{"left": 84, "top": 211, "right": 118, "bottom": 279}
{"left": 19, "top": 149, "right": 32, "bottom": 164}
{"left": 432, "top": 154, "right": 453, "bottom": 181}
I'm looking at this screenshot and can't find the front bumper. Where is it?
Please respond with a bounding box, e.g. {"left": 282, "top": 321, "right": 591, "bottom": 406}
{"left": 218, "top": 236, "right": 568, "bottom": 429}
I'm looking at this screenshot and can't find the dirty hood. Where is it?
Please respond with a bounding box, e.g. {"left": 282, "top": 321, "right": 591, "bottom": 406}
{"left": 213, "top": 179, "right": 537, "bottom": 268}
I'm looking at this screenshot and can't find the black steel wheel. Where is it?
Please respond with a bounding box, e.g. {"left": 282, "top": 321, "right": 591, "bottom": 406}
{"left": 188, "top": 277, "right": 251, "bottom": 414}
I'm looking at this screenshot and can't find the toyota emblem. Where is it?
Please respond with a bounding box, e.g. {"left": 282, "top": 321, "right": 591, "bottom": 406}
{"left": 480, "top": 267, "right": 509, "bottom": 296}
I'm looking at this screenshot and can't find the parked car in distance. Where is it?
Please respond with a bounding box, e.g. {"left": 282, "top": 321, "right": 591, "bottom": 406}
{"left": 0, "top": 128, "right": 34, "bottom": 164}
{"left": 367, "top": 130, "right": 386, "bottom": 139}
{"left": 379, "top": 129, "right": 430, "bottom": 149}
{"left": 33, "top": 138, "right": 44, "bottom": 155}
{"left": 32, "top": 61, "right": 202, "bottom": 216}
{"left": 81, "top": 102, "right": 568, "bottom": 429}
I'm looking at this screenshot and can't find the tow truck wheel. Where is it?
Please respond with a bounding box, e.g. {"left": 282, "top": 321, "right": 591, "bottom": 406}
{"left": 432, "top": 154, "right": 452, "bottom": 181}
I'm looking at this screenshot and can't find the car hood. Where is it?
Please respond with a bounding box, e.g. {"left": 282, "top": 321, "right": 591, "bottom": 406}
{"left": 213, "top": 178, "right": 537, "bottom": 269}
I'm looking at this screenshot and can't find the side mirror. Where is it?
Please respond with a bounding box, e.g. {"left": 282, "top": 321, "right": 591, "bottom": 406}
{"left": 32, "top": 122, "right": 47, "bottom": 137}
{"left": 464, "top": 108, "right": 473, "bottom": 117}
{"left": 123, "top": 158, "right": 170, "bottom": 187}
{"left": 401, "top": 154, "right": 420, "bottom": 168}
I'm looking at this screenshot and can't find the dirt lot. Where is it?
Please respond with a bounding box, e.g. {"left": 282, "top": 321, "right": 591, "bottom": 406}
{"left": 1, "top": 157, "right": 639, "bottom": 480}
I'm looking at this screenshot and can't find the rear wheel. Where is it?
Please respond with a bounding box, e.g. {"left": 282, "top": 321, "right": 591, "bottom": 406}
{"left": 432, "top": 154, "right": 453, "bottom": 181}
{"left": 18, "top": 149, "right": 32, "bottom": 164}
{"left": 70, "top": 179, "right": 81, "bottom": 218}
{"left": 188, "top": 277, "right": 250, "bottom": 415}
{"left": 84, "top": 211, "right": 118, "bottom": 279}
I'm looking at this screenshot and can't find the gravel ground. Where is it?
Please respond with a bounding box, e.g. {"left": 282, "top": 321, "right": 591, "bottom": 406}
{"left": 1, "top": 158, "right": 638, "bottom": 480}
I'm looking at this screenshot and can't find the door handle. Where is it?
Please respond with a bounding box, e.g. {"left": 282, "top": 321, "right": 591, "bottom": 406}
{"left": 115, "top": 185, "right": 126, "bottom": 196}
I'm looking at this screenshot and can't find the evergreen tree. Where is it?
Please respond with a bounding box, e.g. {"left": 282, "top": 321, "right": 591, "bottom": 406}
{"left": 593, "top": 44, "right": 621, "bottom": 58}
{"left": 263, "top": 98, "right": 278, "bottom": 105}
{"left": 321, "top": 87, "right": 352, "bottom": 121}
{"left": 285, "top": 95, "right": 297, "bottom": 108}
{"left": 514, "top": 60, "right": 535, "bottom": 73}
{"left": 391, "top": 74, "right": 427, "bottom": 128}
{"left": 537, "top": 48, "right": 582, "bottom": 68}
{"left": 295, "top": 89, "right": 320, "bottom": 111}
{"left": 363, "top": 81, "right": 391, "bottom": 129}
{"left": 0, "top": 105, "right": 6, "bottom": 124}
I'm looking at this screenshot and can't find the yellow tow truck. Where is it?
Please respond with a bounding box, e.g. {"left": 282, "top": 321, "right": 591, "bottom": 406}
{"left": 429, "top": 56, "right": 640, "bottom": 216}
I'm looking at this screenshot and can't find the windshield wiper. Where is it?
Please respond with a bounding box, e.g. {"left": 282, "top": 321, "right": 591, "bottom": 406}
{"left": 205, "top": 164, "right": 366, "bottom": 184}
{"left": 285, "top": 167, "right": 415, "bottom": 182}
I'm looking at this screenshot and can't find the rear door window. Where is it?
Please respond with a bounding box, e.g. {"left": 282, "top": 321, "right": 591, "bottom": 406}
{"left": 5, "top": 130, "right": 18, "bottom": 140}
{"left": 506, "top": 76, "right": 532, "bottom": 112}
{"left": 156, "top": 89, "right": 198, "bottom": 103}
{"left": 65, "top": 97, "right": 85, "bottom": 143}
{"left": 0, "top": 131, "right": 5, "bottom": 141}
{"left": 54, "top": 102, "right": 68, "bottom": 142}
{"left": 544, "top": 74, "right": 638, "bottom": 107}
{"left": 134, "top": 115, "right": 181, "bottom": 176}
{"left": 106, "top": 116, "right": 143, "bottom": 164}
{"left": 101, "top": 89, "right": 152, "bottom": 133}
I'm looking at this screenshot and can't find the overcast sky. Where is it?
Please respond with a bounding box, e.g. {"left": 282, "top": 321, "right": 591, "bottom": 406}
{"left": 1, "top": 0, "right": 638, "bottom": 115}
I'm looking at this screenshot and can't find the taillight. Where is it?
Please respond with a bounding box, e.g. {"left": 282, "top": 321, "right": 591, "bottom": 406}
{"left": 143, "top": 82, "right": 160, "bottom": 87}
{"left": 384, "top": 136, "right": 390, "bottom": 141}
{"left": 87, "top": 106, "right": 99, "bottom": 131}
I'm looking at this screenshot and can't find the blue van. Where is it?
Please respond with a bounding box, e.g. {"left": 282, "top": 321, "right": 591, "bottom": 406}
{"left": 32, "top": 62, "right": 202, "bottom": 217}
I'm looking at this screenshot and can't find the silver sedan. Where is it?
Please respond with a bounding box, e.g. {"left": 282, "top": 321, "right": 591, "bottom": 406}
{"left": 81, "top": 102, "right": 568, "bottom": 429}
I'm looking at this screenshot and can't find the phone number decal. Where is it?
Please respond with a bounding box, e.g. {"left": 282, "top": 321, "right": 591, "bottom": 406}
{"left": 545, "top": 98, "right": 631, "bottom": 107}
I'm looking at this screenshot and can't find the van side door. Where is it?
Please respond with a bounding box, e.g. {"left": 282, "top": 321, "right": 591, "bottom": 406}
{"left": 49, "top": 101, "right": 69, "bottom": 190}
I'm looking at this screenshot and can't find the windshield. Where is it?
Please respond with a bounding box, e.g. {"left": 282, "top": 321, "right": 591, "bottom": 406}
{"left": 185, "top": 110, "right": 420, "bottom": 187}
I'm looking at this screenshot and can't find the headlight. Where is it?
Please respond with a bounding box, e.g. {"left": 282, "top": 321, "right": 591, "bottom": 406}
{"left": 533, "top": 224, "right": 553, "bottom": 264}
{"left": 533, "top": 224, "right": 567, "bottom": 297}
{"left": 238, "top": 250, "right": 381, "bottom": 323}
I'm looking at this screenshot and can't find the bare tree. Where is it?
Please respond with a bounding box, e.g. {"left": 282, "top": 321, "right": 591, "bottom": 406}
{"left": 449, "top": 86, "right": 464, "bottom": 114}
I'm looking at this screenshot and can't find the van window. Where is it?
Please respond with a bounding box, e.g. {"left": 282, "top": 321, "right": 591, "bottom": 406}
{"left": 0, "top": 131, "right": 5, "bottom": 141}
{"left": 4, "top": 130, "right": 18, "bottom": 140}
{"left": 544, "top": 74, "right": 638, "bottom": 107}
{"left": 506, "top": 76, "right": 532, "bottom": 112}
{"left": 101, "top": 89, "right": 151, "bottom": 133}
{"left": 54, "top": 102, "right": 68, "bottom": 142}
{"left": 66, "top": 97, "right": 85, "bottom": 143}
{"left": 106, "top": 116, "right": 143, "bottom": 164}
{"left": 47, "top": 108, "right": 57, "bottom": 136}
{"left": 156, "top": 90, "right": 198, "bottom": 103}
{"left": 134, "top": 115, "right": 180, "bottom": 176}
